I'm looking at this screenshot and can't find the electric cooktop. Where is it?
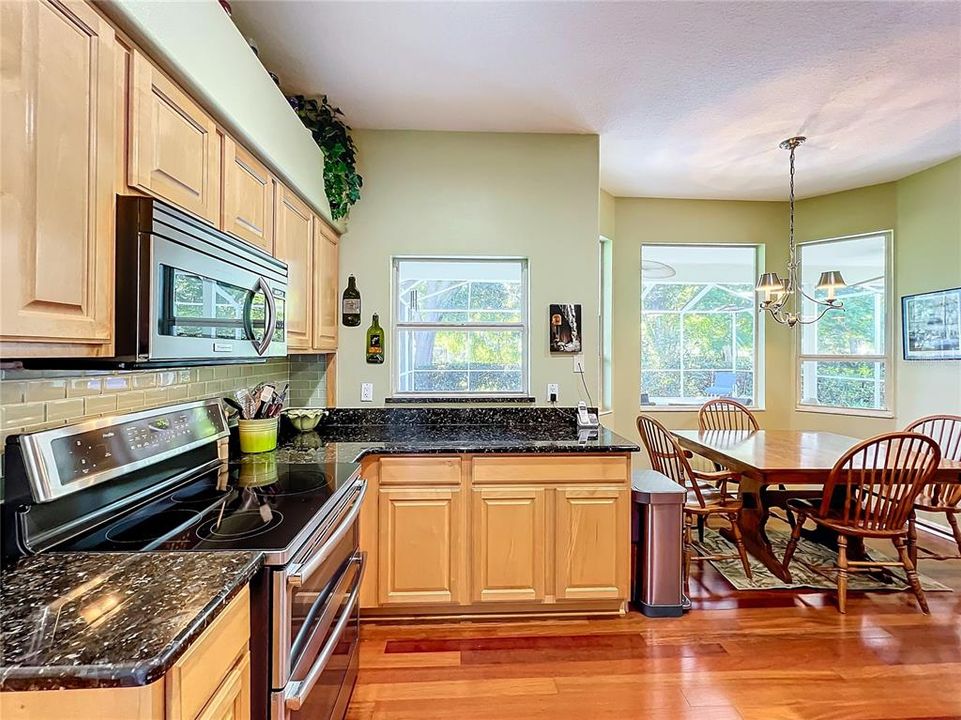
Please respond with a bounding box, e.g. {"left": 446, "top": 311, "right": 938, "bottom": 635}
{"left": 60, "top": 459, "right": 361, "bottom": 559}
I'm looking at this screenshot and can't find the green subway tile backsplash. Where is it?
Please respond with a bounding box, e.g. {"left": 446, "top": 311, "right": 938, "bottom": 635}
{"left": 0, "top": 358, "right": 328, "bottom": 467}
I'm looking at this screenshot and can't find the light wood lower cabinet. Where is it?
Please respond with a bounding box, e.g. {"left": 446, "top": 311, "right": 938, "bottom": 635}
{"left": 378, "top": 486, "right": 463, "bottom": 605}
{"left": 361, "top": 454, "right": 631, "bottom": 615}
{"left": 193, "top": 651, "right": 250, "bottom": 720}
{"left": 129, "top": 49, "right": 221, "bottom": 225}
{"left": 0, "top": 0, "right": 116, "bottom": 356}
{"left": 555, "top": 486, "right": 630, "bottom": 601}
{"left": 471, "top": 488, "right": 547, "bottom": 603}
{"left": 0, "top": 588, "right": 251, "bottom": 720}
{"left": 221, "top": 136, "right": 274, "bottom": 252}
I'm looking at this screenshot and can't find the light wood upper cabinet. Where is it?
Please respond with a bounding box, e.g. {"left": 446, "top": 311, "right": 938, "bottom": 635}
{"left": 312, "top": 220, "right": 339, "bottom": 351}
{"left": 129, "top": 50, "right": 220, "bottom": 224}
{"left": 222, "top": 136, "right": 274, "bottom": 252}
{"left": 555, "top": 487, "right": 629, "bottom": 601}
{"left": 471, "top": 488, "right": 547, "bottom": 603}
{"left": 0, "top": 0, "right": 116, "bottom": 354}
{"left": 274, "top": 184, "right": 313, "bottom": 350}
{"left": 378, "top": 487, "right": 463, "bottom": 605}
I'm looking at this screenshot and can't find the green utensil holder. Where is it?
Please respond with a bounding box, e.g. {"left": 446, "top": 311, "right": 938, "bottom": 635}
{"left": 238, "top": 418, "right": 279, "bottom": 454}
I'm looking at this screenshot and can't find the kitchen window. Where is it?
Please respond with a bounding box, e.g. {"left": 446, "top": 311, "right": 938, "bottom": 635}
{"left": 640, "top": 244, "right": 760, "bottom": 408}
{"left": 392, "top": 257, "right": 529, "bottom": 396}
{"left": 797, "top": 232, "right": 893, "bottom": 414}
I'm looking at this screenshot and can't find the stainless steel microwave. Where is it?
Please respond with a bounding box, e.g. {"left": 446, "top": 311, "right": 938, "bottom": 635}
{"left": 107, "top": 197, "right": 288, "bottom": 367}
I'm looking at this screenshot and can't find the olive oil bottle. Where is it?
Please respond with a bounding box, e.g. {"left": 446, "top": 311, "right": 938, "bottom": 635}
{"left": 342, "top": 275, "right": 361, "bottom": 327}
{"left": 366, "top": 314, "right": 384, "bottom": 364}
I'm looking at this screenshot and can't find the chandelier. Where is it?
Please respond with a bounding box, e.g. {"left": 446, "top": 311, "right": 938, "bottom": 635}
{"left": 756, "top": 136, "right": 846, "bottom": 327}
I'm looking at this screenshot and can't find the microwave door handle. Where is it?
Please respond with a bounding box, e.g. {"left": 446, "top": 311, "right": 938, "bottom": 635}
{"left": 284, "top": 556, "right": 363, "bottom": 712}
{"left": 286, "top": 479, "right": 367, "bottom": 589}
{"left": 253, "top": 276, "right": 277, "bottom": 356}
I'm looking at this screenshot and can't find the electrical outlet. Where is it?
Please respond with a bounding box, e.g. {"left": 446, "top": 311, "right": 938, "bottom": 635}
{"left": 572, "top": 355, "right": 585, "bottom": 374}
{"left": 360, "top": 383, "right": 373, "bottom": 402}
{"left": 547, "top": 383, "right": 559, "bottom": 403}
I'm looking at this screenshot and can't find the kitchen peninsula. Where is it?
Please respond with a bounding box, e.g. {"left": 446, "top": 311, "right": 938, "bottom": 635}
{"left": 273, "top": 406, "right": 639, "bottom": 616}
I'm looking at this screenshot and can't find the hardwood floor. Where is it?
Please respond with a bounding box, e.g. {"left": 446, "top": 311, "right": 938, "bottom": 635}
{"left": 348, "top": 525, "right": 961, "bottom": 720}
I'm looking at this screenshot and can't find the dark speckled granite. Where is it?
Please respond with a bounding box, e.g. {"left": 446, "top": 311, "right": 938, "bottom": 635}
{"left": 384, "top": 395, "right": 535, "bottom": 404}
{"left": 275, "top": 406, "right": 638, "bottom": 464}
{"left": 0, "top": 551, "right": 262, "bottom": 691}
{"left": 318, "top": 406, "right": 602, "bottom": 434}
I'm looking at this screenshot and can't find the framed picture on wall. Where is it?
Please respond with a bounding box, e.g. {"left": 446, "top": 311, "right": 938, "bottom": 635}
{"left": 902, "top": 287, "right": 961, "bottom": 361}
{"left": 549, "top": 304, "right": 582, "bottom": 353}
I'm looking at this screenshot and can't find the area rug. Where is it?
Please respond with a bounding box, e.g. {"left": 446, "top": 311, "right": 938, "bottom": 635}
{"left": 699, "top": 527, "right": 952, "bottom": 592}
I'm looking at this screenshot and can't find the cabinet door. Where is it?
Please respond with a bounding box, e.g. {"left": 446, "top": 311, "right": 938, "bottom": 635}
{"left": 471, "top": 488, "right": 547, "bottom": 603}
{"left": 312, "top": 221, "right": 339, "bottom": 351}
{"left": 555, "top": 487, "right": 629, "bottom": 601}
{"left": 0, "top": 0, "right": 115, "bottom": 350}
{"left": 222, "top": 135, "right": 273, "bottom": 252}
{"left": 378, "top": 488, "right": 462, "bottom": 605}
{"left": 129, "top": 50, "right": 220, "bottom": 224}
{"left": 274, "top": 186, "right": 313, "bottom": 350}
{"left": 194, "top": 651, "right": 251, "bottom": 720}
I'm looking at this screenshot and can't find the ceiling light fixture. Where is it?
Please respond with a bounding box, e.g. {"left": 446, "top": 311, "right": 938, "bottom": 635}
{"left": 756, "top": 136, "right": 846, "bottom": 327}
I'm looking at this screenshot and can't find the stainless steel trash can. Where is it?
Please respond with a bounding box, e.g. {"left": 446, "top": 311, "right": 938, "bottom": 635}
{"left": 631, "top": 469, "right": 687, "bottom": 617}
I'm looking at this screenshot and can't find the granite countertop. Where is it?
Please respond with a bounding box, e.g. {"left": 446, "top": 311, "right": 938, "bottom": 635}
{"left": 0, "top": 551, "right": 262, "bottom": 692}
{"left": 272, "top": 407, "right": 639, "bottom": 465}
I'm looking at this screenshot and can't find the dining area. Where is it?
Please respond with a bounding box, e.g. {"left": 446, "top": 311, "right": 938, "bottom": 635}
{"left": 636, "top": 399, "right": 961, "bottom": 615}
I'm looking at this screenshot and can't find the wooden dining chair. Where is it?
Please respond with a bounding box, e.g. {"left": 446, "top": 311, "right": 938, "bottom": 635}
{"left": 698, "top": 398, "right": 759, "bottom": 432}
{"left": 904, "top": 415, "right": 961, "bottom": 562}
{"left": 637, "top": 414, "right": 753, "bottom": 592}
{"left": 781, "top": 432, "right": 942, "bottom": 614}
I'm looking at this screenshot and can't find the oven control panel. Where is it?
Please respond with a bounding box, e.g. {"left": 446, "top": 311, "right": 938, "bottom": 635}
{"left": 20, "top": 400, "right": 229, "bottom": 502}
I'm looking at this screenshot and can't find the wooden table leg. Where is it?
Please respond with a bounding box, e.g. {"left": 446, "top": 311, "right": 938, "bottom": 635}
{"left": 719, "top": 477, "right": 793, "bottom": 582}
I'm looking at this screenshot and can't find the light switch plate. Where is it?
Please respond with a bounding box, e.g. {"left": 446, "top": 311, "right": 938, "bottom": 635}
{"left": 361, "top": 383, "right": 373, "bottom": 402}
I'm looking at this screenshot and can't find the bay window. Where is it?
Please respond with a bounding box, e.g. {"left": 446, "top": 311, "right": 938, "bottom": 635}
{"left": 640, "top": 244, "right": 760, "bottom": 407}
{"left": 797, "top": 232, "right": 892, "bottom": 413}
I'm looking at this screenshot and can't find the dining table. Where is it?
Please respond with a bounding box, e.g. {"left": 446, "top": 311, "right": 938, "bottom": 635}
{"left": 672, "top": 429, "right": 961, "bottom": 582}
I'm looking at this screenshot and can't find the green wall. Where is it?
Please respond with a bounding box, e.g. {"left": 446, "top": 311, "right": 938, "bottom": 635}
{"left": 791, "top": 157, "right": 961, "bottom": 435}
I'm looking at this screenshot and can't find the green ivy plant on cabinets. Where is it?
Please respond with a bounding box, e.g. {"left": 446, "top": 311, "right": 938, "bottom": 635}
{"left": 288, "top": 94, "right": 363, "bottom": 221}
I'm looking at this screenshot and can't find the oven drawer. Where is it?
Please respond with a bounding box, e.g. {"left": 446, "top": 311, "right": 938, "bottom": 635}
{"left": 272, "top": 553, "right": 363, "bottom": 720}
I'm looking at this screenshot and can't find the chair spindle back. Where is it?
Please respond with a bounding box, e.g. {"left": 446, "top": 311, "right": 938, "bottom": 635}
{"left": 821, "top": 432, "right": 941, "bottom": 531}
{"left": 698, "top": 398, "right": 759, "bottom": 432}
{"left": 636, "top": 414, "right": 708, "bottom": 507}
{"left": 904, "top": 414, "right": 961, "bottom": 507}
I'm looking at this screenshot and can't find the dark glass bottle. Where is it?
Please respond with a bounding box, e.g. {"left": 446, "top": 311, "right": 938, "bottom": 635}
{"left": 342, "top": 275, "right": 361, "bottom": 326}
{"left": 366, "top": 314, "right": 385, "bottom": 364}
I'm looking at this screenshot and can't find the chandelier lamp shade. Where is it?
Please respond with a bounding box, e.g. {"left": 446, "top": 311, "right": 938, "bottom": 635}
{"left": 756, "top": 136, "right": 846, "bottom": 327}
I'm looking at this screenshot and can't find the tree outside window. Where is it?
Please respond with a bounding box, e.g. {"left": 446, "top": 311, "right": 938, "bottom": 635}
{"left": 798, "top": 232, "right": 891, "bottom": 413}
{"left": 640, "top": 245, "right": 759, "bottom": 407}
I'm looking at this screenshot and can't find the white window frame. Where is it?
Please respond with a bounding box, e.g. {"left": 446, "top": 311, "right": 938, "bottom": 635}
{"left": 599, "top": 235, "right": 613, "bottom": 414}
{"left": 639, "top": 243, "right": 764, "bottom": 410}
{"left": 390, "top": 256, "right": 530, "bottom": 398}
{"left": 795, "top": 230, "right": 894, "bottom": 418}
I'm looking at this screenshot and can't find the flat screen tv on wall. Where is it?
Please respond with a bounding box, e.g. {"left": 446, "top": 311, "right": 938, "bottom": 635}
{"left": 902, "top": 287, "right": 961, "bottom": 361}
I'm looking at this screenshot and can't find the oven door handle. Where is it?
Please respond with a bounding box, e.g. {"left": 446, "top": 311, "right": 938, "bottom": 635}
{"left": 286, "top": 478, "right": 367, "bottom": 589}
{"left": 284, "top": 557, "right": 363, "bottom": 712}
{"left": 252, "top": 276, "right": 277, "bottom": 356}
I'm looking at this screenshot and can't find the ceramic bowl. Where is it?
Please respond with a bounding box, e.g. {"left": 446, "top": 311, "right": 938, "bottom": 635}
{"left": 283, "top": 407, "right": 327, "bottom": 432}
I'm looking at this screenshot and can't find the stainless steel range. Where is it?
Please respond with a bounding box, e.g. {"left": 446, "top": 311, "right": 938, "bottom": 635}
{"left": 1, "top": 399, "right": 366, "bottom": 720}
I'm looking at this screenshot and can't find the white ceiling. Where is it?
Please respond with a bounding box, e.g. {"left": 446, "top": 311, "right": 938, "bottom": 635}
{"left": 231, "top": 1, "right": 961, "bottom": 200}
